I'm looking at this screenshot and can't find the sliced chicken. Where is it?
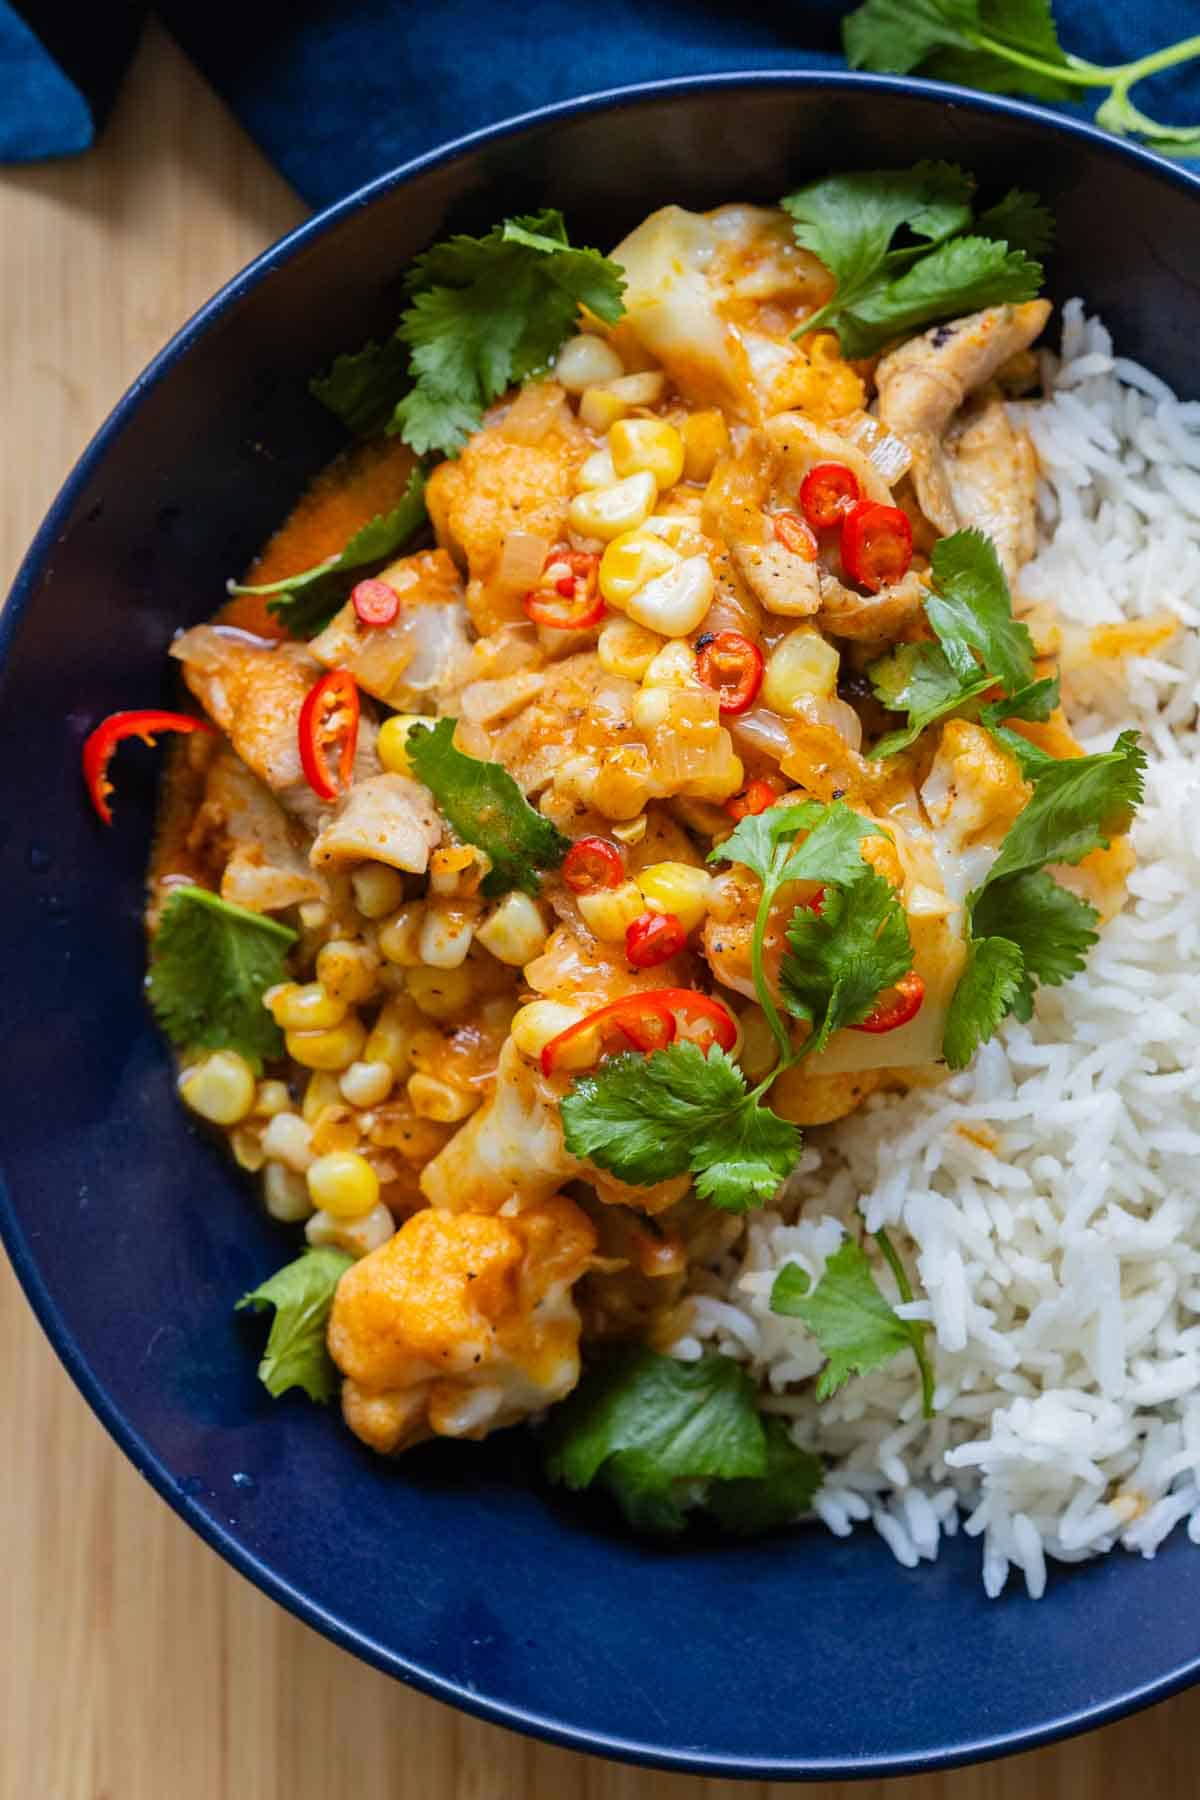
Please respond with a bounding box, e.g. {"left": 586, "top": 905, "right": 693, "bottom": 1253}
{"left": 944, "top": 397, "right": 1039, "bottom": 579}
{"left": 309, "top": 772, "right": 441, "bottom": 875}
{"left": 307, "top": 548, "right": 471, "bottom": 710}
{"left": 189, "top": 751, "right": 323, "bottom": 913}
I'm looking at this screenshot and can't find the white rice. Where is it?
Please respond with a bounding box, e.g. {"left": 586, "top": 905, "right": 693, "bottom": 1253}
{"left": 670, "top": 301, "right": 1200, "bottom": 1597}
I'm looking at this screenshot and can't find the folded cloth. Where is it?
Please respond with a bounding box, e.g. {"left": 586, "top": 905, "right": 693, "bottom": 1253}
{"left": 3, "top": 0, "right": 1199, "bottom": 207}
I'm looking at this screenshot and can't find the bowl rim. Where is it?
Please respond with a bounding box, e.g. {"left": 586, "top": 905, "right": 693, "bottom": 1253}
{"left": 5, "top": 67, "right": 1200, "bottom": 1780}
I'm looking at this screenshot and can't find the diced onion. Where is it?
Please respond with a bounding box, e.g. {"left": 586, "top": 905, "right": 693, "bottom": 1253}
{"left": 729, "top": 705, "right": 792, "bottom": 760}
{"left": 836, "top": 411, "right": 913, "bottom": 485}
{"left": 500, "top": 382, "right": 571, "bottom": 444}
{"left": 794, "top": 693, "right": 863, "bottom": 750}
{"left": 496, "top": 531, "right": 553, "bottom": 595}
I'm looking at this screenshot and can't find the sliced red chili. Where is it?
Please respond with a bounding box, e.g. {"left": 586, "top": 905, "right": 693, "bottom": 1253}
{"left": 840, "top": 501, "right": 913, "bottom": 594}
{"left": 648, "top": 988, "right": 738, "bottom": 1052}
{"left": 298, "top": 668, "right": 360, "bottom": 803}
{"left": 562, "top": 835, "right": 624, "bottom": 894}
{"left": 726, "top": 777, "right": 783, "bottom": 821}
{"left": 772, "top": 510, "right": 818, "bottom": 560}
{"left": 351, "top": 578, "right": 400, "bottom": 628}
{"left": 800, "top": 461, "right": 862, "bottom": 532}
{"left": 626, "top": 910, "right": 687, "bottom": 969}
{"left": 539, "top": 987, "right": 737, "bottom": 1077}
{"left": 83, "top": 710, "right": 216, "bottom": 826}
{"left": 524, "top": 547, "right": 603, "bottom": 629}
{"left": 695, "top": 630, "right": 764, "bottom": 716}
{"left": 851, "top": 969, "right": 925, "bottom": 1034}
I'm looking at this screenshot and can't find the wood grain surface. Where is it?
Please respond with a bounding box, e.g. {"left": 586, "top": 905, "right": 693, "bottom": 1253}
{"left": 1, "top": 22, "right": 1196, "bottom": 1798}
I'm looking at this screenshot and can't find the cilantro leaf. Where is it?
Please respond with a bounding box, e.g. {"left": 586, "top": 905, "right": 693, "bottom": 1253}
{"left": 976, "top": 187, "right": 1056, "bottom": 258}
{"left": 406, "top": 718, "right": 569, "bottom": 896}
{"left": 841, "top": 235, "right": 1043, "bottom": 359}
{"left": 713, "top": 796, "right": 882, "bottom": 891}
{"left": 147, "top": 885, "right": 296, "bottom": 1071}
{"left": 926, "top": 530, "right": 1034, "bottom": 692}
{"left": 973, "top": 869, "right": 1098, "bottom": 1001}
{"left": 941, "top": 934, "right": 1025, "bottom": 1069}
{"left": 780, "top": 866, "right": 914, "bottom": 1057}
{"left": 981, "top": 730, "right": 1146, "bottom": 888}
{"left": 705, "top": 1416, "right": 823, "bottom": 1537}
{"left": 309, "top": 336, "right": 413, "bottom": 438}
{"left": 772, "top": 1235, "right": 934, "bottom": 1413}
{"left": 229, "top": 469, "right": 428, "bottom": 638}
{"left": 869, "top": 642, "right": 994, "bottom": 758}
{"left": 561, "top": 1042, "right": 800, "bottom": 1214}
{"left": 711, "top": 799, "right": 825, "bottom": 886}
{"left": 235, "top": 1247, "right": 353, "bottom": 1403}
{"left": 843, "top": 0, "right": 1075, "bottom": 103}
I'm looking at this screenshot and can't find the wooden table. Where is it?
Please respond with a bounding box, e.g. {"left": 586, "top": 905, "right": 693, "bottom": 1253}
{"left": 1, "top": 23, "right": 1196, "bottom": 1797}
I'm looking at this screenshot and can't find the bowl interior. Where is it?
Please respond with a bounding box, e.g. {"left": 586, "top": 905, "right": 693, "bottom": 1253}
{"left": 4, "top": 76, "right": 1200, "bottom": 1778}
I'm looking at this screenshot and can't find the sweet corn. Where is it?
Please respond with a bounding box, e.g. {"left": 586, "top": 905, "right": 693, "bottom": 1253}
{"left": 598, "top": 530, "right": 680, "bottom": 607}
{"left": 510, "top": 999, "right": 587, "bottom": 1060}
{"left": 577, "top": 444, "right": 617, "bottom": 490}
{"left": 631, "top": 686, "right": 671, "bottom": 733}
{"left": 178, "top": 1051, "right": 256, "bottom": 1126}
{"left": 316, "top": 939, "right": 379, "bottom": 1005}
{"left": 301, "top": 1070, "right": 341, "bottom": 1124}
{"left": 681, "top": 408, "right": 731, "bottom": 482}
{"left": 405, "top": 962, "right": 474, "bottom": 1019}
{"left": 286, "top": 1017, "right": 367, "bottom": 1071}
{"left": 406, "top": 1071, "right": 482, "bottom": 1123}
{"left": 231, "top": 1127, "right": 266, "bottom": 1173}
{"left": 475, "top": 891, "right": 549, "bottom": 966}
{"left": 428, "top": 843, "right": 490, "bottom": 898}
{"left": 637, "top": 861, "right": 713, "bottom": 933}
{"left": 377, "top": 713, "right": 427, "bottom": 776}
{"left": 642, "top": 512, "right": 707, "bottom": 554}
{"left": 267, "top": 981, "right": 347, "bottom": 1032}
{"left": 339, "top": 1059, "right": 395, "bottom": 1108}
{"left": 590, "top": 745, "right": 654, "bottom": 819}
{"left": 555, "top": 332, "right": 625, "bottom": 393}
{"left": 624, "top": 554, "right": 714, "bottom": 637}
{"left": 306, "top": 1149, "right": 380, "bottom": 1219}
{"left": 298, "top": 901, "right": 329, "bottom": 932}
{"left": 597, "top": 615, "right": 664, "bottom": 680}
{"left": 611, "top": 814, "right": 648, "bottom": 846}
{"left": 350, "top": 862, "right": 406, "bottom": 919}
{"left": 263, "top": 1162, "right": 313, "bottom": 1222}
{"left": 568, "top": 471, "right": 657, "bottom": 542}
{"left": 577, "top": 878, "right": 645, "bottom": 943}
{"left": 762, "top": 627, "right": 841, "bottom": 712}
{"left": 642, "top": 640, "right": 698, "bottom": 689}
{"left": 253, "top": 1079, "right": 291, "bottom": 1118}
{"left": 260, "top": 1111, "right": 315, "bottom": 1173}
{"left": 306, "top": 1200, "right": 394, "bottom": 1258}
{"left": 579, "top": 370, "right": 666, "bottom": 432}
{"left": 418, "top": 902, "right": 477, "bottom": 969}
{"left": 377, "top": 901, "right": 426, "bottom": 966}
{"left": 610, "top": 417, "right": 685, "bottom": 490}
{"left": 310, "top": 1103, "right": 361, "bottom": 1156}
{"left": 362, "top": 996, "right": 420, "bottom": 1075}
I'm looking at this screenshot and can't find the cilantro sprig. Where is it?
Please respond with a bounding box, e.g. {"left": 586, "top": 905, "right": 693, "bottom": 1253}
{"left": 843, "top": 3, "right": 1200, "bottom": 160}
{"left": 236, "top": 1247, "right": 353, "bottom": 1403}
{"left": 543, "top": 1347, "right": 821, "bottom": 1536}
{"left": 406, "top": 718, "right": 568, "bottom": 897}
{"left": 147, "top": 885, "right": 296, "bottom": 1071}
{"left": 782, "top": 162, "right": 1047, "bottom": 359}
{"left": 311, "top": 210, "right": 626, "bottom": 458}
{"left": 228, "top": 469, "right": 427, "bottom": 638}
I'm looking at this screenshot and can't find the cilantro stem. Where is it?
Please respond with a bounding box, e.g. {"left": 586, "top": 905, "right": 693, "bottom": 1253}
{"left": 751, "top": 868, "right": 793, "bottom": 1066}
{"left": 873, "top": 1227, "right": 936, "bottom": 1419}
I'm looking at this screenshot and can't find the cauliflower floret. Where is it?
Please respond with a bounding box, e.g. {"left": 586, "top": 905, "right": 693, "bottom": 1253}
{"left": 329, "top": 1196, "right": 596, "bottom": 1454}
{"left": 921, "top": 719, "right": 1031, "bottom": 859}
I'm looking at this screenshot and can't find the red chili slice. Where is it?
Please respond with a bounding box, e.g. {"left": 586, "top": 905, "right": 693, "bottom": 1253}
{"left": 298, "top": 668, "right": 360, "bottom": 803}
{"left": 726, "top": 777, "right": 783, "bottom": 821}
{"left": 772, "top": 510, "right": 818, "bottom": 560}
{"left": 626, "top": 910, "right": 687, "bottom": 969}
{"left": 851, "top": 969, "right": 925, "bottom": 1034}
{"left": 695, "top": 630, "right": 764, "bottom": 716}
{"left": 562, "top": 835, "right": 624, "bottom": 894}
{"left": 649, "top": 988, "right": 739, "bottom": 1052}
{"left": 524, "top": 547, "right": 603, "bottom": 629}
{"left": 840, "top": 501, "right": 913, "bottom": 593}
{"left": 82, "top": 710, "right": 217, "bottom": 826}
{"left": 351, "top": 578, "right": 400, "bottom": 628}
{"left": 541, "top": 994, "right": 678, "bottom": 1077}
{"left": 800, "top": 462, "right": 862, "bottom": 531}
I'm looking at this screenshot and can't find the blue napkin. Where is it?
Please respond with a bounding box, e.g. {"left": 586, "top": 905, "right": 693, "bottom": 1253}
{"left": 4, "top": 0, "right": 1199, "bottom": 207}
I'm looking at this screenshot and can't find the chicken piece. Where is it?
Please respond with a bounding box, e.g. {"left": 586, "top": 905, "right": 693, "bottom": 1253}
{"left": 420, "top": 1038, "right": 580, "bottom": 1212}
{"left": 307, "top": 548, "right": 470, "bottom": 710}
{"left": 330, "top": 1196, "right": 596, "bottom": 1454}
{"left": 309, "top": 772, "right": 441, "bottom": 875}
{"left": 875, "top": 301, "right": 1051, "bottom": 569}
{"left": 190, "top": 750, "right": 323, "bottom": 913}
{"left": 944, "top": 397, "right": 1039, "bottom": 580}
{"left": 484, "top": 652, "right": 613, "bottom": 794}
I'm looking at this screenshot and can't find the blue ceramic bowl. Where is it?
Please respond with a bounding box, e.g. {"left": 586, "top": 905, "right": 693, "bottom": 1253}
{"left": 4, "top": 73, "right": 1200, "bottom": 1780}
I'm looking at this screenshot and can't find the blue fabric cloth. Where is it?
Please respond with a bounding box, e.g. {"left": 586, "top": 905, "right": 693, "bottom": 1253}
{"left": 3, "top": 0, "right": 1199, "bottom": 206}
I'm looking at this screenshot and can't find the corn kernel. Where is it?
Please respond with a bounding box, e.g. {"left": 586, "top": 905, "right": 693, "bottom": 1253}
{"left": 579, "top": 371, "right": 666, "bottom": 431}
{"left": 643, "top": 512, "right": 706, "bottom": 552}
{"left": 642, "top": 640, "right": 698, "bottom": 689}
{"left": 637, "top": 861, "right": 713, "bottom": 933}
{"left": 610, "top": 417, "right": 685, "bottom": 490}
{"left": 428, "top": 843, "right": 490, "bottom": 897}
{"left": 377, "top": 901, "right": 426, "bottom": 966}
{"left": 286, "top": 1017, "right": 367, "bottom": 1071}
{"left": 682, "top": 408, "right": 731, "bottom": 482}
{"left": 510, "top": 1000, "right": 587, "bottom": 1059}
{"left": 554, "top": 333, "right": 624, "bottom": 393}
{"left": 260, "top": 1111, "right": 315, "bottom": 1173}
{"left": 231, "top": 1127, "right": 266, "bottom": 1172}
{"left": 351, "top": 862, "right": 405, "bottom": 920}
{"left": 178, "top": 1050, "right": 256, "bottom": 1126}
{"left": 590, "top": 745, "right": 654, "bottom": 819}
{"left": 611, "top": 814, "right": 648, "bottom": 846}
{"left": 418, "top": 902, "right": 477, "bottom": 970}
{"left": 598, "top": 529, "right": 680, "bottom": 608}
{"left": 298, "top": 901, "right": 329, "bottom": 932}
{"left": 306, "top": 1149, "right": 380, "bottom": 1219}
{"left": 568, "top": 471, "right": 657, "bottom": 542}
{"left": 253, "top": 1079, "right": 291, "bottom": 1118}
{"left": 310, "top": 1103, "right": 361, "bottom": 1156}
{"left": 405, "top": 962, "right": 474, "bottom": 1019}
{"left": 577, "top": 878, "right": 645, "bottom": 943}
{"left": 267, "top": 981, "right": 347, "bottom": 1032}
{"left": 339, "top": 1059, "right": 395, "bottom": 1108}
{"left": 377, "top": 713, "right": 427, "bottom": 776}
{"left": 361, "top": 996, "right": 419, "bottom": 1074}
{"left": 316, "top": 939, "right": 380, "bottom": 1005}
{"left": 762, "top": 627, "right": 841, "bottom": 712}
{"left": 406, "top": 1071, "right": 482, "bottom": 1123}
{"left": 631, "top": 686, "right": 671, "bottom": 733}
{"left": 625, "top": 554, "right": 714, "bottom": 637}
{"left": 577, "top": 444, "right": 617, "bottom": 490}
{"left": 306, "top": 1200, "right": 394, "bottom": 1257}
{"left": 596, "top": 617, "right": 662, "bottom": 681}
{"left": 475, "top": 891, "right": 549, "bottom": 966}
{"left": 263, "top": 1162, "right": 313, "bottom": 1222}
{"left": 301, "top": 1070, "right": 341, "bottom": 1124}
